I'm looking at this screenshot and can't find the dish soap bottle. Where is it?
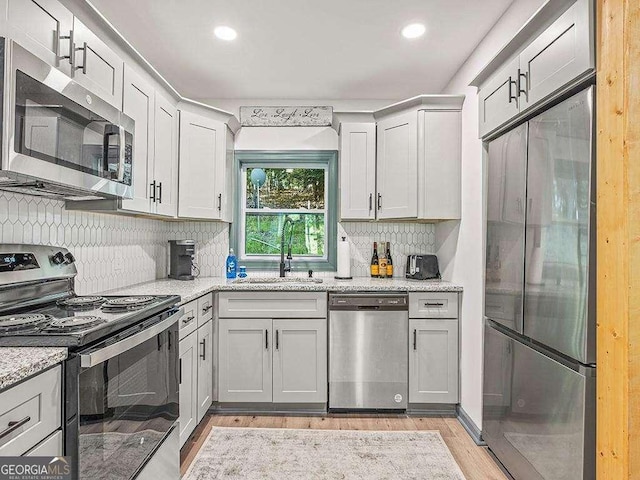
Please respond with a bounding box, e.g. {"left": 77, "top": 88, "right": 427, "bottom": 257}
{"left": 226, "top": 248, "right": 237, "bottom": 279}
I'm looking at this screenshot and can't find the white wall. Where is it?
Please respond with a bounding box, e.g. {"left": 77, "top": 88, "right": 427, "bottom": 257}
{"left": 436, "top": 0, "right": 547, "bottom": 429}
{"left": 235, "top": 127, "right": 338, "bottom": 150}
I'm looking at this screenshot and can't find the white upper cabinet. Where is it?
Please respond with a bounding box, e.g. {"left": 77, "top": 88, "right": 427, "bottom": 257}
{"left": 72, "top": 17, "right": 123, "bottom": 108}
{"left": 153, "top": 93, "right": 178, "bottom": 217}
{"left": 122, "top": 66, "right": 155, "bottom": 214}
{"left": 376, "top": 111, "right": 418, "bottom": 219}
{"left": 519, "top": 0, "right": 593, "bottom": 108}
{"left": 178, "top": 108, "right": 231, "bottom": 220}
{"left": 418, "top": 110, "right": 462, "bottom": 220}
{"left": 474, "top": 0, "right": 594, "bottom": 138}
{"left": 5, "top": 0, "right": 74, "bottom": 76}
{"left": 478, "top": 57, "right": 521, "bottom": 138}
{"left": 339, "top": 122, "right": 376, "bottom": 220}
{"left": 372, "top": 96, "right": 464, "bottom": 221}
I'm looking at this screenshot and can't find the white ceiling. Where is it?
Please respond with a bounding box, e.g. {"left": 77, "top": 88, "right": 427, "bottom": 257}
{"left": 90, "top": 0, "right": 514, "bottom": 101}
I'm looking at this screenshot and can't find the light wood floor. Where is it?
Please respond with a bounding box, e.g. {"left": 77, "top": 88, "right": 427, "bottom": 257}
{"left": 180, "top": 414, "right": 507, "bottom": 479}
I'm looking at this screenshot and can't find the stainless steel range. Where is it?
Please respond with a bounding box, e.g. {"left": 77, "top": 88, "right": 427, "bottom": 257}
{"left": 0, "top": 244, "right": 182, "bottom": 480}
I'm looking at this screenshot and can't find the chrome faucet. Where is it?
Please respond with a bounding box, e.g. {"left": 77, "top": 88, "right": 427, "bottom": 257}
{"left": 279, "top": 217, "right": 295, "bottom": 277}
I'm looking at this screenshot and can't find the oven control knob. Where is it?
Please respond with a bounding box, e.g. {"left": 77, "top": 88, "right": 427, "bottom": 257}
{"left": 64, "top": 252, "right": 76, "bottom": 264}
{"left": 51, "top": 251, "right": 66, "bottom": 265}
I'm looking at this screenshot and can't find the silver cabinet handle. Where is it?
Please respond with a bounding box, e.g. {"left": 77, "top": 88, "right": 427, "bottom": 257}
{"left": 0, "top": 416, "right": 31, "bottom": 440}
{"left": 265, "top": 329, "right": 269, "bottom": 350}
{"left": 517, "top": 68, "right": 528, "bottom": 99}
{"left": 508, "top": 76, "right": 518, "bottom": 104}
{"left": 150, "top": 181, "right": 157, "bottom": 202}
{"left": 75, "top": 41, "right": 88, "bottom": 74}
{"left": 156, "top": 182, "right": 163, "bottom": 204}
{"left": 413, "top": 329, "right": 417, "bottom": 351}
{"left": 178, "top": 358, "right": 182, "bottom": 384}
{"left": 202, "top": 305, "right": 213, "bottom": 314}
{"left": 377, "top": 193, "right": 382, "bottom": 210}
{"left": 58, "top": 29, "right": 74, "bottom": 67}
{"left": 80, "top": 309, "right": 183, "bottom": 368}
{"left": 276, "top": 330, "right": 279, "bottom": 350}
{"left": 200, "top": 338, "right": 206, "bottom": 360}
{"left": 369, "top": 193, "right": 373, "bottom": 211}
{"left": 424, "top": 302, "right": 444, "bottom": 307}
{"left": 182, "top": 315, "right": 195, "bottom": 324}
{"left": 217, "top": 193, "right": 222, "bottom": 211}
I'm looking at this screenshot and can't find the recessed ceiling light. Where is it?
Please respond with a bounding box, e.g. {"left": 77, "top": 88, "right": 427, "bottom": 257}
{"left": 401, "top": 23, "right": 426, "bottom": 39}
{"left": 214, "top": 26, "right": 237, "bottom": 41}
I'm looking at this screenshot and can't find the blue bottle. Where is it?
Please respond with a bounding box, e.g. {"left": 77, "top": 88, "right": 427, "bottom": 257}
{"left": 226, "top": 248, "right": 237, "bottom": 279}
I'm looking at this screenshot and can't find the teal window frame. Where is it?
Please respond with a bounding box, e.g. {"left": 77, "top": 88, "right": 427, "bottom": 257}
{"left": 231, "top": 150, "right": 338, "bottom": 272}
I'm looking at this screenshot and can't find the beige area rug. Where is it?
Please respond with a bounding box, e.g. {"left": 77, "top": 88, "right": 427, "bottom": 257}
{"left": 184, "top": 427, "right": 467, "bottom": 480}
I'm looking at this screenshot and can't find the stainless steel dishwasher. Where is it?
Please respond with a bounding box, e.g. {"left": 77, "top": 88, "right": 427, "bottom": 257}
{"left": 329, "top": 293, "right": 409, "bottom": 410}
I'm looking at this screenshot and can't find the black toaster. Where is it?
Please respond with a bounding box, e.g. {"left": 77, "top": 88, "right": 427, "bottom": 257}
{"left": 406, "top": 254, "right": 441, "bottom": 280}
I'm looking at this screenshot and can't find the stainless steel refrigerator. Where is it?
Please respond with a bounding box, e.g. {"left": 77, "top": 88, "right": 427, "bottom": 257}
{"left": 483, "top": 86, "right": 596, "bottom": 480}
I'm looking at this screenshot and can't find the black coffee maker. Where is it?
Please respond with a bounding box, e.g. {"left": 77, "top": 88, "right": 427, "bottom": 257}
{"left": 168, "top": 240, "right": 196, "bottom": 280}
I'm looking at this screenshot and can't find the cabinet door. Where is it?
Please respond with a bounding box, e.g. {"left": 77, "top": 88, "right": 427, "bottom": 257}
{"left": 220, "top": 127, "right": 235, "bottom": 223}
{"left": 409, "top": 319, "right": 459, "bottom": 404}
{"left": 478, "top": 57, "right": 520, "bottom": 138}
{"left": 376, "top": 111, "right": 418, "bottom": 219}
{"left": 340, "top": 123, "right": 376, "bottom": 220}
{"left": 121, "top": 66, "right": 154, "bottom": 214}
{"left": 272, "top": 319, "right": 327, "bottom": 404}
{"left": 72, "top": 17, "right": 123, "bottom": 108}
{"left": 419, "top": 111, "right": 461, "bottom": 220}
{"left": 196, "top": 320, "right": 213, "bottom": 422}
{"left": 218, "top": 318, "right": 272, "bottom": 402}
{"left": 178, "top": 332, "right": 198, "bottom": 447}
{"left": 6, "top": 0, "right": 74, "bottom": 76}
{"left": 178, "top": 110, "right": 226, "bottom": 220}
{"left": 519, "top": 0, "right": 593, "bottom": 109}
{"left": 153, "top": 94, "right": 178, "bottom": 217}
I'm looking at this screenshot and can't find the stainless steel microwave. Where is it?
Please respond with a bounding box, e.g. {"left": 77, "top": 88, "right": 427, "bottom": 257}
{"left": 0, "top": 37, "right": 134, "bottom": 199}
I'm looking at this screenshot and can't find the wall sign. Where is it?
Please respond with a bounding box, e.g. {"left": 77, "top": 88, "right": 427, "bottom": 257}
{"left": 240, "top": 106, "right": 333, "bottom": 127}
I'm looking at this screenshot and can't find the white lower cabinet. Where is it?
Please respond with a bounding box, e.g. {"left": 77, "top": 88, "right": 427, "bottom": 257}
{"left": 196, "top": 319, "right": 213, "bottom": 422}
{"left": 178, "top": 331, "right": 198, "bottom": 447}
{"left": 409, "top": 319, "right": 459, "bottom": 404}
{"left": 0, "top": 365, "right": 62, "bottom": 456}
{"left": 25, "top": 430, "right": 62, "bottom": 456}
{"left": 218, "top": 317, "right": 327, "bottom": 404}
{"left": 218, "top": 318, "right": 272, "bottom": 403}
{"left": 179, "top": 294, "right": 216, "bottom": 447}
{"left": 272, "top": 319, "right": 327, "bottom": 404}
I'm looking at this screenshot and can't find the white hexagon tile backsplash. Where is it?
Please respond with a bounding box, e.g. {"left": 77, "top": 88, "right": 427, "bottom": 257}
{"left": 0, "top": 191, "right": 436, "bottom": 293}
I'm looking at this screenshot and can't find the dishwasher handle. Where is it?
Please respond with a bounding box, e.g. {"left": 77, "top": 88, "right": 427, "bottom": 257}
{"left": 357, "top": 305, "right": 381, "bottom": 310}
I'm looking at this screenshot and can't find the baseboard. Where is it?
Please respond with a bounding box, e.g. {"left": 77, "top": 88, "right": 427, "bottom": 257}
{"left": 456, "top": 405, "right": 485, "bottom": 446}
{"left": 407, "top": 403, "right": 457, "bottom": 417}
{"left": 210, "top": 402, "right": 328, "bottom": 415}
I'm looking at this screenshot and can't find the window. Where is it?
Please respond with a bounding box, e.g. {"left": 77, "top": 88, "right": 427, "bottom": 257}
{"left": 232, "top": 151, "right": 338, "bottom": 271}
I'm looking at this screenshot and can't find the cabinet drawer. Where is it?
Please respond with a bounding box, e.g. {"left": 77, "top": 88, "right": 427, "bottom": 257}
{"left": 25, "top": 430, "right": 62, "bottom": 456}
{"left": 179, "top": 300, "right": 197, "bottom": 339}
{"left": 0, "top": 366, "right": 61, "bottom": 456}
{"left": 197, "top": 293, "right": 214, "bottom": 327}
{"left": 218, "top": 292, "right": 327, "bottom": 318}
{"left": 409, "top": 292, "right": 459, "bottom": 319}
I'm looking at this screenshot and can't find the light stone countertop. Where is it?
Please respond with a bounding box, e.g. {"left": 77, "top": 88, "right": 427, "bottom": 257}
{"left": 0, "top": 347, "right": 67, "bottom": 391}
{"left": 105, "top": 276, "right": 463, "bottom": 306}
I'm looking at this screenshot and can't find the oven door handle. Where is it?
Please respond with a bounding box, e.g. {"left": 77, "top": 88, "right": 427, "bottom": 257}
{"left": 80, "top": 308, "right": 183, "bottom": 368}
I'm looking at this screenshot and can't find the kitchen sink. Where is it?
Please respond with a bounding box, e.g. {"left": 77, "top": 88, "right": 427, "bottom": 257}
{"left": 232, "top": 277, "right": 324, "bottom": 284}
